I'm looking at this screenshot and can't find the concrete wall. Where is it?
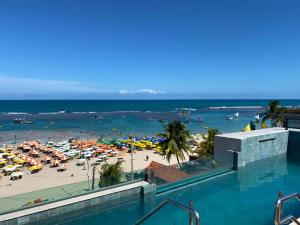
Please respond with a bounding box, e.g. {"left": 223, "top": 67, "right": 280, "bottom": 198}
{"left": 238, "top": 131, "right": 289, "bottom": 166}
{"left": 214, "top": 137, "right": 240, "bottom": 165}
{"left": 0, "top": 181, "right": 156, "bottom": 225}
{"left": 214, "top": 129, "right": 289, "bottom": 168}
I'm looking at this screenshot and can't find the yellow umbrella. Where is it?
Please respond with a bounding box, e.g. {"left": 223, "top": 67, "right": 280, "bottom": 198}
{"left": 15, "top": 159, "right": 26, "bottom": 164}
{"left": 0, "top": 159, "right": 8, "bottom": 165}
{"left": 13, "top": 157, "right": 20, "bottom": 162}
{"left": 29, "top": 165, "right": 41, "bottom": 171}
{"left": 261, "top": 122, "right": 268, "bottom": 129}
{"left": 243, "top": 124, "right": 251, "bottom": 132}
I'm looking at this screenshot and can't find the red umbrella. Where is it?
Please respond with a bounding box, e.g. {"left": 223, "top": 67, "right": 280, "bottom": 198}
{"left": 31, "top": 150, "right": 39, "bottom": 155}
{"left": 29, "top": 159, "right": 38, "bottom": 165}
{"left": 26, "top": 157, "right": 32, "bottom": 163}
{"left": 51, "top": 160, "right": 60, "bottom": 167}
{"left": 60, "top": 155, "right": 68, "bottom": 162}
{"left": 43, "top": 156, "right": 52, "bottom": 162}
{"left": 54, "top": 151, "right": 61, "bottom": 157}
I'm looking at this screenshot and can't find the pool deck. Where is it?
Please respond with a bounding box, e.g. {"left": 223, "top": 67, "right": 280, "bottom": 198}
{"left": 0, "top": 181, "right": 154, "bottom": 225}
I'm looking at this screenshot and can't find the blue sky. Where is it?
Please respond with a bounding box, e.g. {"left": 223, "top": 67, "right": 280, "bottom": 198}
{"left": 0, "top": 0, "right": 300, "bottom": 99}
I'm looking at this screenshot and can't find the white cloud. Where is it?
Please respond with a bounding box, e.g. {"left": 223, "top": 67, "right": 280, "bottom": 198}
{"left": 0, "top": 75, "right": 166, "bottom": 99}
{"left": 119, "top": 89, "right": 130, "bottom": 95}
{"left": 137, "top": 89, "right": 165, "bottom": 94}
{"left": 119, "top": 88, "right": 165, "bottom": 95}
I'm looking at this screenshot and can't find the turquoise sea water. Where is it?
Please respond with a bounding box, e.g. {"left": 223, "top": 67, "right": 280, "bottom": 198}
{"left": 41, "top": 154, "right": 300, "bottom": 225}
{"left": 1, "top": 100, "right": 300, "bottom": 136}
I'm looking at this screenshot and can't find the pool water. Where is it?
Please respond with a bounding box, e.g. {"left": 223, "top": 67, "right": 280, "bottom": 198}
{"left": 42, "top": 154, "right": 300, "bottom": 225}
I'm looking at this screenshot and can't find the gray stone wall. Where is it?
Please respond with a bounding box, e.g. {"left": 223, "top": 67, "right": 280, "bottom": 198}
{"left": 214, "top": 129, "right": 289, "bottom": 168}
{"left": 238, "top": 131, "right": 289, "bottom": 167}
{"left": 214, "top": 137, "right": 240, "bottom": 165}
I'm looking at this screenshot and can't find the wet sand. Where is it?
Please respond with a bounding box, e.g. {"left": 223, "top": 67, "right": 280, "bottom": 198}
{"left": 0, "top": 130, "right": 99, "bottom": 144}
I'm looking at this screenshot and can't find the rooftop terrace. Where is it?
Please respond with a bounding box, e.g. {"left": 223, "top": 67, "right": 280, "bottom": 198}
{"left": 216, "top": 127, "right": 287, "bottom": 140}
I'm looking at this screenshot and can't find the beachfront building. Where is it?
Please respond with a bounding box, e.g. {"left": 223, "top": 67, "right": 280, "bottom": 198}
{"left": 281, "top": 109, "right": 300, "bottom": 129}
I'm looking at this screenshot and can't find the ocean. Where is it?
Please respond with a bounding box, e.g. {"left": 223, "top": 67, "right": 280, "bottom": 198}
{"left": 0, "top": 99, "right": 299, "bottom": 137}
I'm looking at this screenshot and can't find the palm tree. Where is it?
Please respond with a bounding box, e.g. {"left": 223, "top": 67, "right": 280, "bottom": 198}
{"left": 98, "top": 160, "right": 124, "bottom": 188}
{"left": 260, "top": 100, "right": 284, "bottom": 127}
{"left": 158, "top": 120, "right": 191, "bottom": 167}
{"left": 195, "top": 128, "right": 219, "bottom": 159}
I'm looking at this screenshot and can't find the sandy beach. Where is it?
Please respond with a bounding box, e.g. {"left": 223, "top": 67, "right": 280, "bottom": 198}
{"left": 0, "top": 149, "right": 187, "bottom": 198}
{"left": 0, "top": 135, "right": 191, "bottom": 198}
{"left": 0, "top": 144, "right": 190, "bottom": 212}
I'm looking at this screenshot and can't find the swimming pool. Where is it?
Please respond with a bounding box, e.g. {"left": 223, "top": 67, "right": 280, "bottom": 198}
{"left": 41, "top": 154, "right": 300, "bottom": 225}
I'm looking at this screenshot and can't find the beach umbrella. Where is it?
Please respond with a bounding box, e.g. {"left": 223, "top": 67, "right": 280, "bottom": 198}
{"left": 26, "top": 157, "right": 32, "bottom": 163}
{"left": 60, "top": 155, "right": 68, "bottom": 162}
{"left": 54, "top": 151, "right": 60, "bottom": 156}
{"left": 46, "top": 148, "right": 53, "bottom": 154}
{"left": 29, "top": 165, "right": 39, "bottom": 171}
{"left": 29, "top": 158, "right": 38, "bottom": 165}
{"left": 13, "top": 157, "right": 21, "bottom": 163}
{"left": 16, "top": 158, "right": 26, "bottom": 164}
{"left": 19, "top": 154, "right": 26, "bottom": 159}
{"left": 3, "top": 165, "right": 17, "bottom": 172}
{"left": 22, "top": 146, "right": 31, "bottom": 152}
{"left": 261, "top": 122, "right": 268, "bottom": 129}
{"left": 7, "top": 153, "right": 16, "bottom": 159}
{"left": 0, "top": 159, "right": 8, "bottom": 166}
{"left": 43, "top": 156, "right": 52, "bottom": 163}
{"left": 243, "top": 124, "right": 251, "bottom": 132}
{"left": 51, "top": 160, "right": 60, "bottom": 167}
{"left": 31, "top": 150, "right": 39, "bottom": 156}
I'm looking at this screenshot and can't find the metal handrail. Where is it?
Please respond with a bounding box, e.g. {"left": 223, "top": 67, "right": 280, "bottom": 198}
{"left": 135, "top": 199, "right": 200, "bottom": 225}
{"left": 274, "top": 191, "right": 300, "bottom": 225}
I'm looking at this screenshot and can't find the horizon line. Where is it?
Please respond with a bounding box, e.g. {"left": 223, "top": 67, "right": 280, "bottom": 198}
{"left": 0, "top": 98, "right": 299, "bottom": 101}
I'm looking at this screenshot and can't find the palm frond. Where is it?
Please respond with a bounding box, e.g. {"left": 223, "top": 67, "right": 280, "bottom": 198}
{"left": 158, "top": 120, "right": 191, "bottom": 166}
